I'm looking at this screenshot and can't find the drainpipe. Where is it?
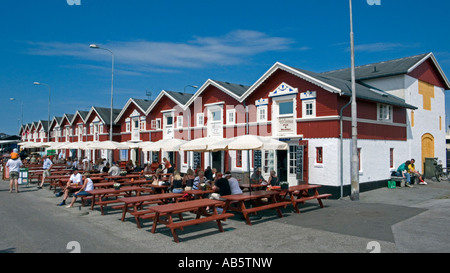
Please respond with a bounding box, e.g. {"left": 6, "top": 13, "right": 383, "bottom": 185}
{"left": 340, "top": 98, "right": 352, "bottom": 199}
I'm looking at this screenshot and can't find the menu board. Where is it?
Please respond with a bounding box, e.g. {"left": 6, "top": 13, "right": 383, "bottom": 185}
{"left": 296, "top": 145, "right": 304, "bottom": 180}
{"left": 193, "top": 152, "right": 201, "bottom": 168}
{"left": 253, "top": 150, "right": 262, "bottom": 169}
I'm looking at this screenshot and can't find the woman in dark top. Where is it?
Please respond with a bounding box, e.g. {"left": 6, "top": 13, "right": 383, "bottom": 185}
{"left": 183, "top": 168, "right": 195, "bottom": 190}
{"left": 268, "top": 170, "right": 279, "bottom": 186}
{"left": 171, "top": 170, "right": 184, "bottom": 193}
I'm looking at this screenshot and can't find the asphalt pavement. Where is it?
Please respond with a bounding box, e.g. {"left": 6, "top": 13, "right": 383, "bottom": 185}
{"left": 1, "top": 176, "right": 450, "bottom": 253}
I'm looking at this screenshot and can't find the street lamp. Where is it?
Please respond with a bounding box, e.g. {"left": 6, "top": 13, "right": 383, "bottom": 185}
{"left": 184, "top": 84, "right": 198, "bottom": 93}
{"left": 33, "top": 82, "right": 51, "bottom": 142}
{"left": 90, "top": 44, "right": 114, "bottom": 163}
{"left": 9, "top": 97, "right": 23, "bottom": 130}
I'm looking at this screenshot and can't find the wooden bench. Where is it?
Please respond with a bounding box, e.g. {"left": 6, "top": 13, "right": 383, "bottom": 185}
{"left": 243, "top": 201, "right": 291, "bottom": 215}
{"left": 167, "top": 213, "right": 234, "bottom": 230}
{"left": 221, "top": 190, "right": 288, "bottom": 225}
{"left": 275, "top": 185, "right": 332, "bottom": 213}
{"left": 150, "top": 199, "right": 233, "bottom": 243}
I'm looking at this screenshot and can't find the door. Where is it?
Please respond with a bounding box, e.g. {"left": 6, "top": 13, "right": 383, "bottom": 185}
{"left": 131, "top": 117, "right": 140, "bottom": 141}
{"left": 212, "top": 151, "right": 222, "bottom": 173}
{"left": 422, "top": 133, "right": 435, "bottom": 169}
{"left": 276, "top": 150, "right": 288, "bottom": 183}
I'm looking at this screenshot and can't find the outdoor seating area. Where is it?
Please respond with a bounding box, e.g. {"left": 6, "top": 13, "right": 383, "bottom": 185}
{"left": 17, "top": 161, "right": 332, "bottom": 243}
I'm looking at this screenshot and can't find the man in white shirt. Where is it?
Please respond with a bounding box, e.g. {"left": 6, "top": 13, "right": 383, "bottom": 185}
{"left": 38, "top": 155, "right": 53, "bottom": 189}
{"left": 225, "top": 171, "right": 243, "bottom": 195}
{"left": 57, "top": 169, "right": 83, "bottom": 206}
{"left": 108, "top": 162, "right": 121, "bottom": 176}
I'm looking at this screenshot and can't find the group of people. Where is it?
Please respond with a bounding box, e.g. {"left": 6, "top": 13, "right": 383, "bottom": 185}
{"left": 395, "top": 158, "right": 426, "bottom": 187}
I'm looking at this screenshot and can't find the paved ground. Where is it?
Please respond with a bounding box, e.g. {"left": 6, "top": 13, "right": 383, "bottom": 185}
{"left": 1, "top": 177, "right": 450, "bottom": 253}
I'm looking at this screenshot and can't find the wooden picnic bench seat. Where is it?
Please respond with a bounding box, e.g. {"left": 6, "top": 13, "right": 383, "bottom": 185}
{"left": 242, "top": 201, "right": 291, "bottom": 215}
{"left": 167, "top": 213, "right": 234, "bottom": 230}
{"left": 295, "top": 194, "right": 332, "bottom": 208}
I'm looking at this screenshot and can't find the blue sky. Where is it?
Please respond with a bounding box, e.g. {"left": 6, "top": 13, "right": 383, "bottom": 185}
{"left": 1, "top": 0, "right": 450, "bottom": 136}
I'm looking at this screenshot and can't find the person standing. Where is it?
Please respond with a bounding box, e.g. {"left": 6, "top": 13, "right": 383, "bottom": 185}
{"left": 38, "top": 155, "right": 53, "bottom": 189}
{"left": 6, "top": 151, "right": 23, "bottom": 193}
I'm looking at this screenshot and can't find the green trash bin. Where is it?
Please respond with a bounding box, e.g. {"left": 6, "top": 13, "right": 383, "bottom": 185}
{"left": 387, "top": 180, "right": 396, "bottom": 189}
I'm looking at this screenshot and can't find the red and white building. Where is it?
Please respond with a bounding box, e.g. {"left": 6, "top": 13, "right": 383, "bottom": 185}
{"left": 19, "top": 52, "right": 450, "bottom": 194}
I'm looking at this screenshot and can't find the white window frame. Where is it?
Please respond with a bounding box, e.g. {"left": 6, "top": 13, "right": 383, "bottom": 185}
{"left": 226, "top": 109, "right": 235, "bottom": 125}
{"left": 302, "top": 100, "right": 316, "bottom": 118}
{"left": 197, "top": 113, "right": 204, "bottom": 127}
{"left": 377, "top": 103, "right": 393, "bottom": 122}
{"left": 177, "top": 115, "right": 183, "bottom": 128}
{"left": 257, "top": 105, "right": 268, "bottom": 122}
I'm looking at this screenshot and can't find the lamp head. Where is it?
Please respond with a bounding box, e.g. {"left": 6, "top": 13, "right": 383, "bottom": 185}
{"left": 89, "top": 44, "right": 99, "bottom": 49}
{"left": 33, "top": 82, "right": 41, "bottom": 85}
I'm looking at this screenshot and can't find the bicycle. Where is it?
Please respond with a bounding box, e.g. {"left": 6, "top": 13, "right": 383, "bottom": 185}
{"left": 435, "top": 164, "right": 449, "bottom": 182}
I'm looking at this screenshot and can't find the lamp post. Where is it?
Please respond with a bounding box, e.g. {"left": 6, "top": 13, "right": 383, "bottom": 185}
{"left": 184, "top": 84, "right": 198, "bottom": 93}
{"left": 90, "top": 44, "right": 114, "bottom": 163}
{"left": 349, "top": 0, "right": 359, "bottom": 201}
{"left": 9, "top": 98, "right": 23, "bottom": 130}
{"left": 33, "top": 82, "right": 51, "bottom": 142}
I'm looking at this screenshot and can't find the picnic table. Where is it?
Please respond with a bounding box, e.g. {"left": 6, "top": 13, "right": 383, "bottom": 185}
{"left": 183, "top": 189, "right": 215, "bottom": 199}
{"left": 273, "top": 184, "right": 332, "bottom": 213}
{"left": 239, "top": 183, "right": 268, "bottom": 191}
{"left": 220, "top": 190, "right": 291, "bottom": 225}
{"left": 87, "top": 186, "right": 147, "bottom": 215}
{"left": 117, "top": 193, "right": 184, "bottom": 228}
{"left": 149, "top": 199, "right": 234, "bottom": 243}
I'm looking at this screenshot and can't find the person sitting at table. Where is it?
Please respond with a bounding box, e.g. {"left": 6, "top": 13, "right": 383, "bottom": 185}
{"left": 250, "top": 168, "right": 267, "bottom": 184}
{"left": 183, "top": 168, "right": 195, "bottom": 191}
{"left": 210, "top": 173, "right": 231, "bottom": 200}
{"left": 57, "top": 168, "right": 83, "bottom": 206}
{"left": 108, "top": 162, "right": 121, "bottom": 176}
{"left": 125, "top": 160, "right": 135, "bottom": 173}
{"left": 65, "top": 172, "right": 94, "bottom": 208}
{"left": 152, "top": 168, "right": 162, "bottom": 185}
{"left": 193, "top": 170, "right": 209, "bottom": 190}
{"left": 102, "top": 162, "right": 110, "bottom": 173}
{"left": 149, "top": 160, "right": 159, "bottom": 172}
{"left": 204, "top": 166, "right": 213, "bottom": 181}
{"left": 267, "top": 170, "right": 280, "bottom": 186}
{"left": 224, "top": 171, "right": 242, "bottom": 195}
{"left": 170, "top": 170, "right": 184, "bottom": 194}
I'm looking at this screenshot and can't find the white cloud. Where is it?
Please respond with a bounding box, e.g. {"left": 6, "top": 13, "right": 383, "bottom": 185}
{"left": 26, "top": 30, "right": 295, "bottom": 73}
{"left": 353, "top": 42, "right": 419, "bottom": 52}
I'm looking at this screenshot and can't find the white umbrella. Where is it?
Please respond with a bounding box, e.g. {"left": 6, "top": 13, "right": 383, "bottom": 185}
{"left": 86, "top": 140, "right": 129, "bottom": 150}
{"left": 180, "top": 137, "right": 224, "bottom": 151}
{"left": 214, "top": 135, "right": 288, "bottom": 151}
{"left": 141, "top": 138, "right": 187, "bottom": 152}
{"left": 22, "top": 142, "right": 51, "bottom": 149}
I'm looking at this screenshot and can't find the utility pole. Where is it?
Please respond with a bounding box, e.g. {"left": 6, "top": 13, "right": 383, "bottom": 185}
{"left": 349, "top": 0, "right": 359, "bottom": 200}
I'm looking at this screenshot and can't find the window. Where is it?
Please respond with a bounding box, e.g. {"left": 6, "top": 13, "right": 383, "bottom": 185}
{"left": 279, "top": 101, "right": 293, "bottom": 115}
{"left": 126, "top": 122, "right": 130, "bottom": 132}
{"left": 358, "top": 148, "right": 362, "bottom": 171}
{"left": 257, "top": 106, "right": 267, "bottom": 122}
{"left": 302, "top": 100, "right": 316, "bottom": 117}
{"left": 226, "top": 109, "right": 235, "bottom": 124}
{"left": 197, "top": 113, "right": 204, "bottom": 127}
{"left": 166, "top": 116, "right": 173, "bottom": 126}
{"left": 211, "top": 110, "right": 221, "bottom": 122}
{"left": 177, "top": 116, "right": 183, "bottom": 128}
{"left": 236, "top": 150, "right": 242, "bottom": 167}
{"left": 140, "top": 120, "right": 146, "bottom": 130}
{"left": 263, "top": 150, "right": 274, "bottom": 173}
{"left": 316, "top": 147, "right": 323, "bottom": 164}
{"left": 151, "top": 119, "right": 161, "bottom": 130}
{"left": 390, "top": 148, "right": 394, "bottom": 168}
{"left": 378, "top": 104, "right": 392, "bottom": 122}
{"left": 289, "top": 146, "right": 297, "bottom": 174}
